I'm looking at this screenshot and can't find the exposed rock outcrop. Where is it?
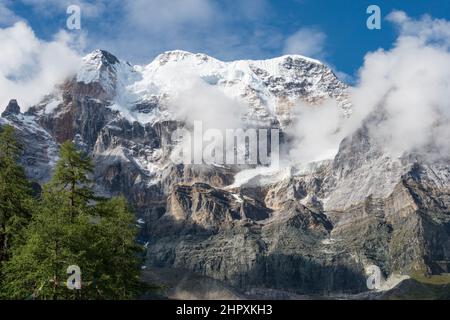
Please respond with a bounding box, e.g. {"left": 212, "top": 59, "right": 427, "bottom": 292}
{"left": 1, "top": 99, "right": 21, "bottom": 117}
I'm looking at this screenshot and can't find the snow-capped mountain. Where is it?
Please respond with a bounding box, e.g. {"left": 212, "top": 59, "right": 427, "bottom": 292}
{"left": 1, "top": 49, "right": 449, "bottom": 299}
{"left": 75, "top": 49, "right": 351, "bottom": 127}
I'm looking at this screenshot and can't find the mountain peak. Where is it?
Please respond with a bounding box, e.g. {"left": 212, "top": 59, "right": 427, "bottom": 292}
{"left": 1, "top": 99, "right": 21, "bottom": 118}
{"left": 85, "top": 49, "right": 120, "bottom": 66}
{"left": 75, "top": 49, "right": 133, "bottom": 98}
{"left": 152, "top": 50, "right": 324, "bottom": 67}
{"left": 153, "top": 50, "right": 219, "bottom": 67}
{"left": 69, "top": 48, "right": 349, "bottom": 123}
{"left": 277, "top": 54, "right": 323, "bottom": 66}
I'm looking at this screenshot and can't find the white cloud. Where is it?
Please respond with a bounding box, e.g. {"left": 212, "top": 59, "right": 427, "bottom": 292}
{"left": 283, "top": 27, "right": 326, "bottom": 58}
{"left": 0, "top": 0, "right": 19, "bottom": 26}
{"left": 164, "top": 62, "right": 246, "bottom": 131}
{"left": 286, "top": 99, "right": 348, "bottom": 163}
{"left": 387, "top": 10, "right": 450, "bottom": 48}
{"left": 0, "top": 22, "right": 81, "bottom": 112}
{"left": 352, "top": 11, "right": 450, "bottom": 159}
{"left": 284, "top": 11, "right": 450, "bottom": 164}
{"left": 3, "top": 0, "right": 279, "bottom": 63}
{"left": 103, "top": 0, "right": 276, "bottom": 63}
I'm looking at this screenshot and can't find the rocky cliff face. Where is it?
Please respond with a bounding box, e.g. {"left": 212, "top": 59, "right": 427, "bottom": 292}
{"left": 1, "top": 49, "right": 449, "bottom": 297}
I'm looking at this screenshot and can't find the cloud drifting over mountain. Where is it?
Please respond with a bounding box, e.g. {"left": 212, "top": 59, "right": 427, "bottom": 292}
{"left": 283, "top": 11, "right": 450, "bottom": 164}
{"left": 0, "top": 22, "right": 81, "bottom": 111}
{"left": 3, "top": 0, "right": 278, "bottom": 63}
{"left": 352, "top": 11, "right": 450, "bottom": 159}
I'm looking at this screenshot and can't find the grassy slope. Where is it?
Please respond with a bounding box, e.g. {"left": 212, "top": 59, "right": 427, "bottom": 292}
{"left": 383, "top": 273, "right": 450, "bottom": 300}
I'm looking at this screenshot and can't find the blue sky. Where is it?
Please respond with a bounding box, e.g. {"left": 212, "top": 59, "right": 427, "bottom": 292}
{"left": 1, "top": 0, "right": 450, "bottom": 80}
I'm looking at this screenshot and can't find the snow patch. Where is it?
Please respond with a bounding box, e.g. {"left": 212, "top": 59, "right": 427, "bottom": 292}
{"left": 228, "top": 166, "right": 291, "bottom": 188}
{"left": 44, "top": 99, "right": 62, "bottom": 114}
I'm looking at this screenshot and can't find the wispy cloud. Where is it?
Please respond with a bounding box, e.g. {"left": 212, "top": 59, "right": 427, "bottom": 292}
{"left": 3, "top": 0, "right": 281, "bottom": 63}
{"left": 352, "top": 11, "right": 450, "bottom": 159}
{"left": 0, "top": 21, "right": 81, "bottom": 111}
{"left": 285, "top": 11, "right": 450, "bottom": 163}
{"left": 283, "top": 27, "right": 327, "bottom": 59}
{"left": 98, "top": 0, "right": 277, "bottom": 63}
{"left": 0, "top": 0, "right": 20, "bottom": 26}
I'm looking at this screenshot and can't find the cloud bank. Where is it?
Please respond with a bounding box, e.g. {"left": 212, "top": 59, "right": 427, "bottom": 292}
{"left": 2, "top": 0, "right": 281, "bottom": 64}
{"left": 286, "top": 99, "right": 348, "bottom": 164}
{"left": 0, "top": 21, "right": 81, "bottom": 112}
{"left": 284, "top": 11, "right": 450, "bottom": 164}
{"left": 352, "top": 11, "right": 450, "bottom": 159}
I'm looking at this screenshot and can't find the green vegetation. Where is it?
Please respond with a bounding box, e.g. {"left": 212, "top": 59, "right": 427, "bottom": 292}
{"left": 410, "top": 271, "right": 450, "bottom": 286}
{"left": 0, "top": 125, "right": 33, "bottom": 272}
{"left": 385, "top": 271, "right": 450, "bottom": 300}
{"left": 0, "top": 128, "right": 146, "bottom": 299}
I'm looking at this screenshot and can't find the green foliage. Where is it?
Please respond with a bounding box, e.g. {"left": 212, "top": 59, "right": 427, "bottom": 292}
{"left": 411, "top": 271, "right": 450, "bottom": 285}
{"left": 0, "top": 125, "right": 33, "bottom": 266}
{"left": 81, "top": 197, "right": 146, "bottom": 299}
{"left": 50, "top": 141, "right": 96, "bottom": 220}
{"left": 1, "top": 140, "right": 145, "bottom": 300}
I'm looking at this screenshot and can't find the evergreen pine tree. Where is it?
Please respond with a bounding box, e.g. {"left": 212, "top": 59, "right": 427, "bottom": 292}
{"left": 2, "top": 141, "right": 145, "bottom": 299}
{"left": 0, "top": 125, "right": 33, "bottom": 269}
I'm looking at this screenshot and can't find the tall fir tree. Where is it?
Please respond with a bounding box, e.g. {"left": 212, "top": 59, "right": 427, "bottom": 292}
{"left": 2, "top": 141, "right": 145, "bottom": 299}
{"left": 0, "top": 125, "right": 33, "bottom": 271}
{"left": 51, "top": 141, "right": 96, "bottom": 220}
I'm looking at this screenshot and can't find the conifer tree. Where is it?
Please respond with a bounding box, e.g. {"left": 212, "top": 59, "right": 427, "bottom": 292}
{"left": 2, "top": 141, "right": 145, "bottom": 299}
{"left": 0, "top": 125, "right": 33, "bottom": 266}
